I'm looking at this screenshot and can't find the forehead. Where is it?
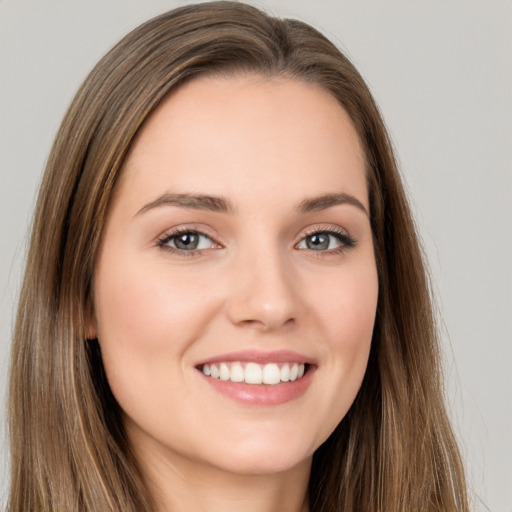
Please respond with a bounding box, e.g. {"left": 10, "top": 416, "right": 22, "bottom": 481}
{"left": 116, "top": 74, "right": 368, "bottom": 211}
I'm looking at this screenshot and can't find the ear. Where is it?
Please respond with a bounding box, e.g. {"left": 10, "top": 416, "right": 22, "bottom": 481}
{"left": 86, "top": 330, "right": 97, "bottom": 341}
{"left": 84, "top": 298, "right": 98, "bottom": 340}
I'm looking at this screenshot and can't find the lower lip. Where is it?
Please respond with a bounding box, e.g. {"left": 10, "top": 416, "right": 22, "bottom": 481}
{"left": 198, "top": 366, "right": 316, "bottom": 406}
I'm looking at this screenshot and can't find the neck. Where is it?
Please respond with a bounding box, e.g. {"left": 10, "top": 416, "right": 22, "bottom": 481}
{"left": 136, "top": 445, "right": 311, "bottom": 512}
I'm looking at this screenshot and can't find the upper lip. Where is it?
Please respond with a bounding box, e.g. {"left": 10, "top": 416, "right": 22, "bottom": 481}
{"left": 195, "top": 349, "right": 316, "bottom": 367}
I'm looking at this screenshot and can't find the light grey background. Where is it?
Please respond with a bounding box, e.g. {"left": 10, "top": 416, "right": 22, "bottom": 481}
{"left": 1, "top": 1, "right": 511, "bottom": 510}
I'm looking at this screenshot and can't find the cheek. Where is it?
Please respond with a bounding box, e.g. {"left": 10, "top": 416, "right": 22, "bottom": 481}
{"left": 315, "top": 261, "right": 378, "bottom": 349}
{"left": 92, "top": 256, "right": 221, "bottom": 402}
{"left": 306, "top": 260, "right": 378, "bottom": 426}
{"left": 95, "top": 257, "right": 217, "bottom": 345}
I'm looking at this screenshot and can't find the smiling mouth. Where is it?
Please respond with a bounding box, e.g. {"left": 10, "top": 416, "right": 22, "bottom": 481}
{"left": 198, "top": 361, "right": 309, "bottom": 386}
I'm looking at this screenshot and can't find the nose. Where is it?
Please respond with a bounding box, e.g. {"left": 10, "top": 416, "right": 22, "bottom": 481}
{"left": 225, "top": 248, "right": 300, "bottom": 332}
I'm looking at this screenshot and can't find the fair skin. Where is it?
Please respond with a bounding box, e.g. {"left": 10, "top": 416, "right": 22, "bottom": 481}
{"left": 92, "top": 75, "right": 378, "bottom": 512}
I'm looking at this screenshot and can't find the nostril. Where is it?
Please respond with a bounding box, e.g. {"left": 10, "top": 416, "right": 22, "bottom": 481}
{"left": 237, "top": 316, "right": 296, "bottom": 331}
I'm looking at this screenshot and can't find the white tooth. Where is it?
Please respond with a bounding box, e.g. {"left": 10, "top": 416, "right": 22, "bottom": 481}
{"left": 263, "top": 363, "right": 281, "bottom": 385}
{"left": 280, "top": 364, "right": 290, "bottom": 382}
{"left": 219, "top": 363, "right": 230, "bottom": 381}
{"left": 210, "top": 364, "right": 220, "bottom": 379}
{"left": 229, "top": 363, "right": 244, "bottom": 382}
{"left": 297, "top": 363, "right": 305, "bottom": 378}
{"left": 202, "top": 364, "right": 211, "bottom": 376}
{"left": 230, "top": 362, "right": 244, "bottom": 382}
{"left": 244, "top": 362, "right": 263, "bottom": 384}
{"left": 289, "top": 363, "right": 299, "bottom": 381}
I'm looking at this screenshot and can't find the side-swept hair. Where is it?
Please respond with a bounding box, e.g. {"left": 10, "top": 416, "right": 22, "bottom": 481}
{"left": 8, "top": 2, "right": 468, "bottom": 511}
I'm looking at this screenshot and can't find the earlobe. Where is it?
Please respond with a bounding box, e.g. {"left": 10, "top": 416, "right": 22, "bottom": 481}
{"left": 84, "top": 300, "right": 98, "bottom": 341}
{"left": 85, "top": 325, "right": 98, "bottom": 341}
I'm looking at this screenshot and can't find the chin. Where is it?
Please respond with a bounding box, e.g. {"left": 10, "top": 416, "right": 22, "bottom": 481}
{"left": 199, "top": 430, "right": 317, "bottom": 476}
{"left": 211, "top": 451, "right": 312, "bottom": 477}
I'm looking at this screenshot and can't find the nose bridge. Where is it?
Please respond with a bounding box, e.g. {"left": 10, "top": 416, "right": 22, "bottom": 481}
{"left": 226, "top": 239, "right": 299, "bottom": 330}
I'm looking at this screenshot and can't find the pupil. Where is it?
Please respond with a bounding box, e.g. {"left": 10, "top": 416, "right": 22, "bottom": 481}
{"left": 176, "top": 233, "right": 198, "bottom": 250}
{"left": 307, "top": 233, "right": 329, "bottom": 250}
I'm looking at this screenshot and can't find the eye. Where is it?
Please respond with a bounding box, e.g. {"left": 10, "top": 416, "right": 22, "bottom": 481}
{"left": 296, "top": 230, "right": 356, "bottom": 252}
{"left": 158, "top": 229, "right": 218, "bottom": 252}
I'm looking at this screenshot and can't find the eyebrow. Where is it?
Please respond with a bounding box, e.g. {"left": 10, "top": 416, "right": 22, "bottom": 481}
{"left": 297, "top": 193, "right": 368, "bottom": 216}
{"left": 137, "top": 193, "right": 235, "bottom": 215}
{"left": 137, "top": 191, "right": 368, "bottom": 216}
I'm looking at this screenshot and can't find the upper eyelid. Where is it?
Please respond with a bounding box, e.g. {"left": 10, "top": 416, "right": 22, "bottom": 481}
{"left": 157, "top": 225, "right": 220, "bottom": 243}
{"left": 297, "top": 224, "right": 353, "bottom": 242}
{"left": 295, "top": 226, "right": 357, "bottom": 250}
{"left": 300, "top": 225, "right": 349, "bottom": 237}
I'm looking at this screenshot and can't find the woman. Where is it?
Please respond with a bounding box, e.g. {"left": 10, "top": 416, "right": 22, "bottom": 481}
{"left": 8, "top": 2, "right": 469, "bottom": 511}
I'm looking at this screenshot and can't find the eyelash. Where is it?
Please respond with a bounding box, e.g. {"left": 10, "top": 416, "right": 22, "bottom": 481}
{"left": 156, "top": 226, "right": 357, "bottom": 256}
{"left": 157, "top": 227, "right": 217, "bottom": 257}
{"left": 299, "top": 227, "right": 357, "bottom": 255}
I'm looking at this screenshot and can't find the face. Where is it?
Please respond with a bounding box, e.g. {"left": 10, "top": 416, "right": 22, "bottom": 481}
{"left": 92, "top": 75, "right": 378, "bottom": 478}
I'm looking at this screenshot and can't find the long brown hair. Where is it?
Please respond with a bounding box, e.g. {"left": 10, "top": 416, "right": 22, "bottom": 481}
{"left": 8, "top": 2, "right": 469, "bottom": 511}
